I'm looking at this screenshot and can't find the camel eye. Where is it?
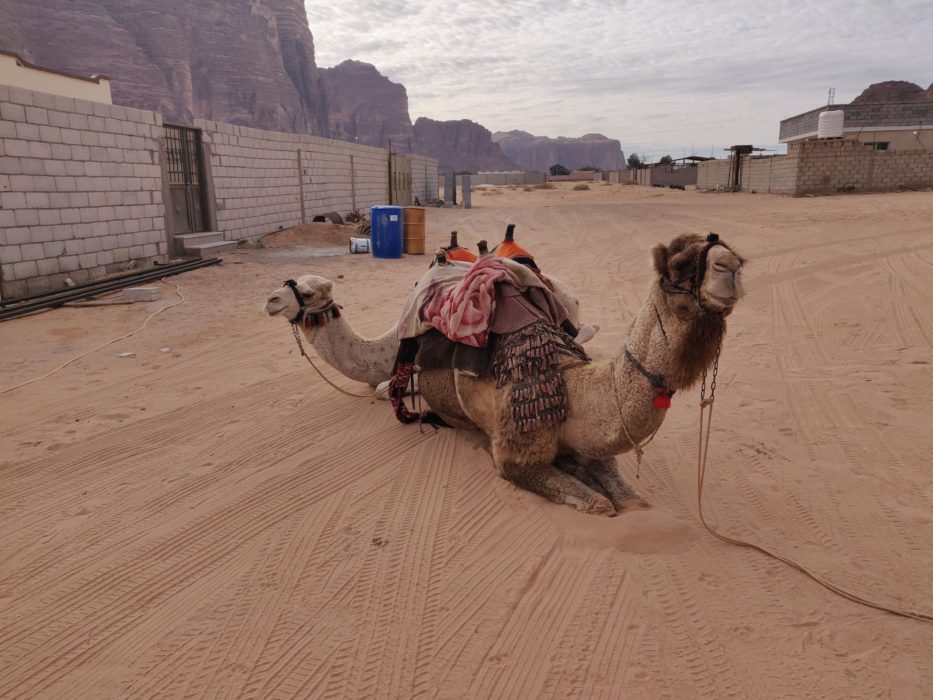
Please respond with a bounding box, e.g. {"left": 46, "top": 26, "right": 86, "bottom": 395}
{"left": 713, "top": 262, "right": 729, "bottom": 272}
{"left": 301, "top": 291, "right": 313, "bottom": 298}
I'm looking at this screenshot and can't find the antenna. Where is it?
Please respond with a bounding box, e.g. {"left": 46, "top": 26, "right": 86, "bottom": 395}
{"left": 828, "top": 87, "right": 835, "bottom": 105}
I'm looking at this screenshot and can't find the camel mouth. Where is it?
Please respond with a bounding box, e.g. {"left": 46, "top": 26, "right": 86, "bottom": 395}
{"left": 264, "top": 300, "right": 288, "bottom": 317}
{"left": 703, "top": 293, "right": 738, "bottom": 310}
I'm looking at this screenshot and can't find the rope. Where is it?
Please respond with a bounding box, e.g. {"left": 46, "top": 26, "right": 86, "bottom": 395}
{"left": 291, "top": 324, "right": 389, "bottom": 398}
{"left": 696, "top": 362, "right": 933, "bottom": 624}
{"left": 0, "top": 279, "right": 185, "bottom": 396}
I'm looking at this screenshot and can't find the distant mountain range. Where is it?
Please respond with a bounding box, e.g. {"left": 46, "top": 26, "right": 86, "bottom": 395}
{"left": 0, "top": 0, "right": 629, "bottom": 173}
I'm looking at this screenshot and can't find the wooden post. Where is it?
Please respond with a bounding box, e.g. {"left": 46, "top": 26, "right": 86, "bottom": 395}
{"left": 350, "top": 155, "right": 357, "bottom": 211}
{"left": 298, "top": 149, "right": 306, "bottom": 224}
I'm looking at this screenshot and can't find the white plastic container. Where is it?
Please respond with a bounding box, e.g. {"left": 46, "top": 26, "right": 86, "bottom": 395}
{"left": 817, "top": 110, "right": 845, "bottom": 139}
{"left": 349, "top": 237, "right": 371, "bottom": 254}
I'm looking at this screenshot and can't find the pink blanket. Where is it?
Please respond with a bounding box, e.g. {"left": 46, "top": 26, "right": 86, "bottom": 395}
{"left": 422, "top": 256, "right": 512, "bottom": 347}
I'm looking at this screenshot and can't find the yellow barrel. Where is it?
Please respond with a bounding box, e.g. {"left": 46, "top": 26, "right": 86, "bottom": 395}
{"left": 402, "top": 207, "right": 426, "bottom": 255}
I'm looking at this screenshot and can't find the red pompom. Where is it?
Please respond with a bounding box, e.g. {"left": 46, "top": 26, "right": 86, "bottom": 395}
{"left": 653, "top": 392, "right": 672, "bottom": 410}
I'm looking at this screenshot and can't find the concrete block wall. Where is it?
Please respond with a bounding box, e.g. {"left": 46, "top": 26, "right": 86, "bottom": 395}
{"left": 411, "top": 154, "right": 440, "bottom": 202}
{"left": 0, "top": 85, "right": 166, "bottom": 297}
{"left": 696, "top": 160, "right": 731, "bottom": 190}
{"left": 196, "top": 120, "right": 303, "bottom": 242}
{"left": 301, "top": 135, "right": 387, "bottom": 216}
{"left": 739, "top": 156, "right": 796, "bottom": 194}
{"left": 792, "top": 139, "right": 933, "bottom": 195}
{"left": 198, "top": 120, "right": 438, "bottom": 240}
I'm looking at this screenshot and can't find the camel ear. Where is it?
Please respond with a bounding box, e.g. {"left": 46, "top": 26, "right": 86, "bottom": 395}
{"left": 652, "top": 244, "right": 669, "bottom": 276}
{"left": 322, "top": 279, "right": 333, "bottom": 297}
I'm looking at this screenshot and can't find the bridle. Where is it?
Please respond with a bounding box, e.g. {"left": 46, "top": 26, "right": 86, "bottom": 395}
{"left": 658, "top": 232, "right": 734, "bottom": 313}
{"left": 624, "top": 232, "right": 734, "bottom": 403}
{"left": 282, "top": 279, "right": 340, "bottom": 326}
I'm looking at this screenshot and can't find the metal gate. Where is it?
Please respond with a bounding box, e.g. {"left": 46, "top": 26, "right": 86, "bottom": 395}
{"left": 164, "top": 125, "right": 207, "bottom": 234}
{"left": 389, "top": 153, "right": 412, "bottom": 206}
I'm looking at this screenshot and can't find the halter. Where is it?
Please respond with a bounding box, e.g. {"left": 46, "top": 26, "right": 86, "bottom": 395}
{"left": 283, "top": 279, "right": 341, "bottom": 326}
{"left": 658, "top": 232, "right": 730, "bottom": 312}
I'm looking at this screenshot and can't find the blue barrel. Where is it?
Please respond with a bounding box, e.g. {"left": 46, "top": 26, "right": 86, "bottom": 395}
{"left": 370, "top": 205, "right": 403, "bottom": 258}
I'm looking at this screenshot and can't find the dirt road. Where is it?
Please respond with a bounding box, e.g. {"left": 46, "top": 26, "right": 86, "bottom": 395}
{"left": 2, "top": 184, "right": 932, "bottom": 698}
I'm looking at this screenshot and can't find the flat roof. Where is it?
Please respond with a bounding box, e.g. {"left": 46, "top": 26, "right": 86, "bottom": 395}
{"left": 0, "top": 49, "right": 109, "bottom": 84}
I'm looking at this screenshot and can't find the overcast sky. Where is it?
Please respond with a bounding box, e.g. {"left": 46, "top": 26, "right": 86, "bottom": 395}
{"left": 306, "top": 1, "right": 932, "bottom": 161}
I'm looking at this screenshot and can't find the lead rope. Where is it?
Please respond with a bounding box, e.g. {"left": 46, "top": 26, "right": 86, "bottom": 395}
{"left": 696, "top": 345, "right": 933, "bottom": 623}
{"left": 291, "top": 324, "right": 389, "bottom": 398}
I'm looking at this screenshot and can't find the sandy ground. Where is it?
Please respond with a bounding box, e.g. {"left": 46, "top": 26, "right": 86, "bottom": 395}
{"left": 2, "top": 183, "right": 932, "bottom": 698}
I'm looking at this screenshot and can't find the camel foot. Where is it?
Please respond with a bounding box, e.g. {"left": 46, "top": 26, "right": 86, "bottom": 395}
{"left": 554, "top": 456, "right": 611, "bottom": 499}
{"left": 581, "top": 458, "right": 647, "bottom": 512}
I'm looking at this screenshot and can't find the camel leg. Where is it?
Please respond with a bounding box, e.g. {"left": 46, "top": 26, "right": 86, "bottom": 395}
{"left": 554, "top": 455, "right": 610, "bottom": 499}
{"left": 498, "top": 456, "right": 616, "bottom": 516}
{"left": 581, "top": 458, "right": 650, "bottom": 511}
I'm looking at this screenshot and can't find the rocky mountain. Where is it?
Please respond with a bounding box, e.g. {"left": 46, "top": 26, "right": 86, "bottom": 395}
{"left": 493, "top": 131, "right": 626, "bottom": 172}
{"left": 0, "top": 0, "right": 326, "bottom": 133}
{"left": 318, "top": 60, "right": 413, "bottom": 150}
{"left": 412, "top": 118, "right": 516, "bottom": 172}
{"left": 851, "top": 80, "right": 933, "bottom": 103}
{"left": 0, "top": 0, "right": 614, "bottom": 173}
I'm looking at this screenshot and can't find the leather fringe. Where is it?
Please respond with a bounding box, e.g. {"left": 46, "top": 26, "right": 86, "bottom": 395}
{"left": 493, "top": 320, "right": 590, "bottom": 434}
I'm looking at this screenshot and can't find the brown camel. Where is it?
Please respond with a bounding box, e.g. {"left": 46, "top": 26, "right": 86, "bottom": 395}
{"left": 417, "top": 233, "right": 745, "bottom": 516}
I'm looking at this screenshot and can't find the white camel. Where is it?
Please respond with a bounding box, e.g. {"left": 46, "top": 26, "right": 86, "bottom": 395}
{"left": 264, "top": 272, "right": 597, "bottom": 387}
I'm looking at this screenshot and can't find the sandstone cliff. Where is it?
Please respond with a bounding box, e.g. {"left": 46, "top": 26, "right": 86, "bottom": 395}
{"left": 318, "top": 61, "right": 414, "bottom": 149}
{"left": 412, "top": 118, "right": 516, "bottom": 172}
{"left": 493, "top": 131, "right": 626, "bottom": 172}
{"left": 0, "top": 0, "right": 326, "bottom": 133}
{"left": 851, "top": 80, "right": 933, "bottom": 103}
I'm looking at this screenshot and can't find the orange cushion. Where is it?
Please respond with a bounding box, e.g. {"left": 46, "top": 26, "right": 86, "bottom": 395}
{"left": 495, "top": 240, "right": 535, "bottom": 260}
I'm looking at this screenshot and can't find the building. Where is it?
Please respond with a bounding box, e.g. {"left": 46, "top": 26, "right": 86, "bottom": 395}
{"left": 696, "top": 100, "right": 933, "bottom": 196}
{"left": 779, "top": 101, "right": 933, "bottom": 151}
{"left": 0, "top": 50, "right": 112, "bottom": 104}
{"left": 0, "top": 58, "right": 437, "bottom": 298}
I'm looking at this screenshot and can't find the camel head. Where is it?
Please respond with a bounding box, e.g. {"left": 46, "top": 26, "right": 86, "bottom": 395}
{"left": 652, "top": 233, "right": 744, "bottom": 318}
{"left": 264, "top": 275, "right": 335, "bottom": 325}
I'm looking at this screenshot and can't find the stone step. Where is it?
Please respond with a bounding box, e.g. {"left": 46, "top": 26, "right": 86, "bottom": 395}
{"left": 185, "top": 240, "right": 238, "bottom": 258}
{"left": 176, "top": 231, "right": 224, "bottom": 252}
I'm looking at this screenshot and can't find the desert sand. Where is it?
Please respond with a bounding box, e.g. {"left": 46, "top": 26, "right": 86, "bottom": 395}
{"left": 1, "top": 183, "right": 932, "bottom": 698}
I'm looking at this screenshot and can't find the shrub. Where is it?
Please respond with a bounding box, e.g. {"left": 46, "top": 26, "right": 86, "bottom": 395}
{"left": 573, "top": 183, "right": 590, "bottom": 191}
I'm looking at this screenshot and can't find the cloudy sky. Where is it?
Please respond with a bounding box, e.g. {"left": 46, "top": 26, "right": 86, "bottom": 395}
{"left": 306, "top": 1, "right": 932, "bottom": 161}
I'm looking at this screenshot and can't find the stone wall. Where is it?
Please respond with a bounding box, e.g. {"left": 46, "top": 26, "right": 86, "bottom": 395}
{"left": 1, "top": 84, "right": 165, "bottom": 297}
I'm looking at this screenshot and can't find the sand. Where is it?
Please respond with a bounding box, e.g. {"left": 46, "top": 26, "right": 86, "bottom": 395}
{"left": 1, "top": 183, "right": 932, "bottom": 698}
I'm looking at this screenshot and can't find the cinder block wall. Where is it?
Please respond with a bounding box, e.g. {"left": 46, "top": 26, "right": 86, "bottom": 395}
{"left": 739, "top": 156, "right": 797, "bottom": 194}
{"left": 410, "top": 155, "right": 440, "bottom": 201}
{"left": 198, "top": 120, "right": 438, "bottom": 241}
{"left": 0, "top": 85, "right": 166, "bottom": 297}
{"left": 696, "top": 160, "right": 731, "bottom": 190}
{"left": 0, "top": 87, "right": 438, "bottom": 295}
{"left": 792, "top": 139, "right": 933, "bottom": 195}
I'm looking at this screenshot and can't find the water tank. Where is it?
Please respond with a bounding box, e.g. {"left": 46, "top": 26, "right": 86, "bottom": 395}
{"left": 370, "top": 205, "right": 403, "bottom": 258}
{"left": 817, "top": 110, "right": 845, "bottom": 139}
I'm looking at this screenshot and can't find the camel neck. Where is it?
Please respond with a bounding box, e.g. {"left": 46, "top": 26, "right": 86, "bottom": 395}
{"left": 301, "top": 308, "right": 398, "bottom": 387}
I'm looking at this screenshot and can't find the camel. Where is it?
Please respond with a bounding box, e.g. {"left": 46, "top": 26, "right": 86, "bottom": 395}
{"left": 264, "top": 271, "right": 596, "bottom": 387}
{"left": 417, "top": 233, "right": 745, "bottom": 516}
